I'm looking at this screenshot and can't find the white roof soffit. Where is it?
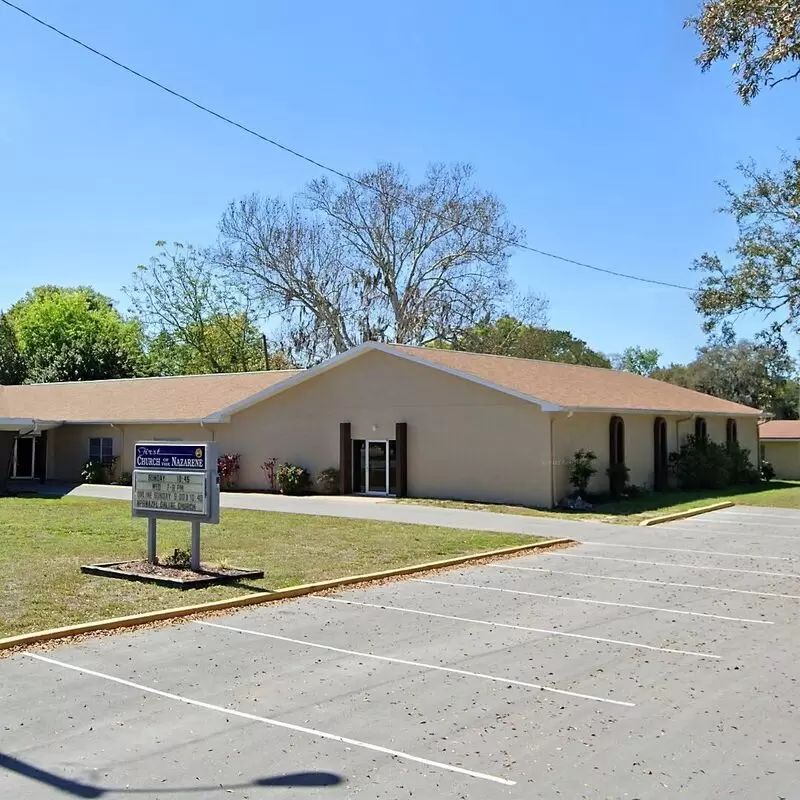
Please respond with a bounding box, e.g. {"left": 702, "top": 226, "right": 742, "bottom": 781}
{"left": 0, "top": 418, "right": 61, "bottom": 431}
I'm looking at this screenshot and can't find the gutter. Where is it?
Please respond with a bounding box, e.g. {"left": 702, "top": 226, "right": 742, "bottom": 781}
{"left": 564, "top": 407, "right": 761, "bottom": 418}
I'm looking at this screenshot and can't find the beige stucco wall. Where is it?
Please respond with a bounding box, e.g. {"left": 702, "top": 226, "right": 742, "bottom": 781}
{"left": 762, "top": 441, "right": 800, "bottom": 480}
{"left": 45, "top": 351, "right": 761, "bottom": 508}
{"left": 552, "top": 412, "right": 677, "bottom": 501}
{"left": 215, "top": 349, "right": 554, "bottom": 506}
{"left": 735, "top": 417, "right": 760, "bottom": 467}
{"left": 49, "top": 351, "right": 554, "bottom": 507}
{"left": 552, "top": 412, "right": 760, "bottom": 502}
{"left": 51, "top": 423, "right": 208, "bottom": 482}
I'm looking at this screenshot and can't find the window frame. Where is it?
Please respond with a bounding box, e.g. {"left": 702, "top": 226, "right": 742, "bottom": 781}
{"left": 694, "top": 417, "right": 708, "bottom": 442}
{"left": 725, "top": 418, "right": 738, "bottom": 445}
{"left": 609, "top": 415, "right": 625, "bottom": 466}
{"left": 88, "top": 436, "right": 114, "bottom": 464}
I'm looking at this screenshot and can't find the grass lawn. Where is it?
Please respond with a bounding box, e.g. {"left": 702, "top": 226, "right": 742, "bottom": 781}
{"left": 397, "top": 481, "right": 800, "bottom": 525}
{"left": 0, "top": 496, "right": 537, "bottom": 639}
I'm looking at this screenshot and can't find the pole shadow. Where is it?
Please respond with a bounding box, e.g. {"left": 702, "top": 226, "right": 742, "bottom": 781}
{"left": 0, "top": 753, "right": 343, "bottom": 795}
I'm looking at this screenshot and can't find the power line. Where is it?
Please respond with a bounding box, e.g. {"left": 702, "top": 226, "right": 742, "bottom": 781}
{"left": 0, "top": 0, "right": 695, "bottom": 292}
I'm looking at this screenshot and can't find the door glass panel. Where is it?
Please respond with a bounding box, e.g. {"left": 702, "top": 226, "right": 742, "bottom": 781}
{"left": 15, "top": 438, "right": 34, "bottom": 478}
{"left": 352, "top": 440, "right": 366, "bottom": 493}
{"left": 388, "top": 440, "right": 397, "bottom": 495}
{"left": 367, "top": 441, "right": 387, "bottom": 493}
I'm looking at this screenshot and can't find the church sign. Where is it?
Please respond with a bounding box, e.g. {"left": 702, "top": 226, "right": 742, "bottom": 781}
{"left": 132, "top": 441, "right": 220, "bottom": 568}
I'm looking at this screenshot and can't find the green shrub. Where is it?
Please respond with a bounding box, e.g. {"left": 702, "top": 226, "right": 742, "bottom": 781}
{"left": 670, "top": 434, "right": 758, "bottom": 490}
{"left": 162, "top": 548, "right": 192, "bottom": 568}
{"left": 623, "top": 483, "right": 647, "bottom": 498}
{"left": 316, "top": 467, "right": 340, "bottom": 495}
{"left": 761, "top": 460, "right": 776, "bottom": 482}
{"left": 81, "top": 459, "right": 108, "bottom": 484}
{"left": 670, "top": 435, "right": 729, "bottom": 489}
{"left": 726, "top": 441, "right": 759, "bottom": 484}
{"left": 606, "top": 462, "right": 630, "bottom": 497}
{"left": 115, "top": 471, "right": 132, "bottom": 486}
{"left": 276, "top": 462, "right": 311, "bottom": 494}
{"left": 568, "top": 449, "right": 597, "bottom": 495}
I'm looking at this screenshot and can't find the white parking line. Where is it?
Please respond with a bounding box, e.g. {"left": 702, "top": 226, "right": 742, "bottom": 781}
{"left": 580, "top": 541, "right": 789, "bottom": 561}
{"left": 314, "top": 597, "right": 721, "bottom": 659}
{"left": 554, "top": 552, "right": 800, "bottom": 578}
{"left": 716, "top": 510, "right": 800, "bottom": 521}
{"left": 688, "top": 518, "right": 800, "bottom": 530}
{"left": 197, "top": 621, "right": 634, "bottom": 707}
{"left": 490, "top": 564, "right": 800, "bottom": 601}
{"left": 24, "top": 652, "right": 515, "bottom": 786}
{"left": 413, "top": 578, "right": 773, "bottom": 625}
{"left": 658, "top": 525, "right": 800, "bottom": 542}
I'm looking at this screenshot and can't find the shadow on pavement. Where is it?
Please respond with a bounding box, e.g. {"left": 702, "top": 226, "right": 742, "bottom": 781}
{"left": 0, "top": 753, "right": 343, "bottom": 795}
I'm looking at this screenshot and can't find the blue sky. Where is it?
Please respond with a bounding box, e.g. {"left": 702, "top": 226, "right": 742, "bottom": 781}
{"left": 1, "top": 0, "right": 797, "bottom": 365}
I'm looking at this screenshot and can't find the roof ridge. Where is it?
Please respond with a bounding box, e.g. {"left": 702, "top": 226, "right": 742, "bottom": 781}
{"left": 5, "top": 369, "right": 302, "bottom": 388}
{"left": 379, "top": 342, "right": 616, "bottom": 378}
{"left": 385, "top": 342, "right": 651, "bottom": 378}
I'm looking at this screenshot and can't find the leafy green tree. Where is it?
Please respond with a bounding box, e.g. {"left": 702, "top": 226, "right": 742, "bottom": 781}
{"left": 443, "top": 316, "right": 611, "bottom": 367}
{"left": 8, "top": 286, "right": 144, "bottom": 382}
{"left": 652, "top": 339, "right": 797, "bottom": 416}
{"left": 0, "top": 313, "right": 26, "bottom": 384}
{"left": 687, "top": 0, "right": 800, "bottom": 103}
{"left": 693, "top": 154, "right": 800, "bottom": 349}
{"left": 612, "top": 346, "right": 662, "bottom": 376}
{"left": 129, "top": 242, "right": 291, "bottom": 375}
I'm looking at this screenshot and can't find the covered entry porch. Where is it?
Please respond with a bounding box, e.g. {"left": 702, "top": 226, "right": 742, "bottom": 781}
{"left": 0, "top": 419, "right": 60, "bottom": 494}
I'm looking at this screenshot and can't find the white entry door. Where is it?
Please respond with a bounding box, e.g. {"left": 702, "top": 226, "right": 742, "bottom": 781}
{"left": 365, "top": 440, "right": 388, "bottom": 494}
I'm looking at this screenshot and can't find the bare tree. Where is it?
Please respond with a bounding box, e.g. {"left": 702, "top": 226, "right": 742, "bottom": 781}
{"left": 217, "top": 163, "right": 529, "bottom": 364}
{"left": 126, "top": 241, "right": 278, "bottom": 374}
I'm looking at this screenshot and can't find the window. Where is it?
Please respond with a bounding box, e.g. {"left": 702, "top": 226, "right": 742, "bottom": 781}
{"left": 609, "top": 415, "right": 626, "bottom": 495}
{"left": 89, "top": 437, "right": 113, "bottom": 464}
{"left": 726, "top": 418, "right": 738, "bottom": 444}
{"left": 609, "top": 416, "right": 625, "bottom": 466}
{"left": 653, "top": 417, "right": 668, "bottom": 491}
{"left": 694, "top": 417, "right": 707, "bottom": 441}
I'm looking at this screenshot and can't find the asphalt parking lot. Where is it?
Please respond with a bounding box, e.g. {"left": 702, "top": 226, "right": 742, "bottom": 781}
{"left": 3, "top": 505, "right": 800, "bottom": 799}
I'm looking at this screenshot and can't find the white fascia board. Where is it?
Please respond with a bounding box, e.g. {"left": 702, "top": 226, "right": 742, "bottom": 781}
{"left": 564, "top": 407, "right": 762, "bottom": 418}
{"left": 58, "top": 418, "right": 221, "bottom": 426}
{"left": 0, "top": 418, "right": 62, "bottom": 430}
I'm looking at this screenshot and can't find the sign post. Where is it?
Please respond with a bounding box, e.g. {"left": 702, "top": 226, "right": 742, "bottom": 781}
{"left": 132, "top": 442, "right": 220, "bottom": 568}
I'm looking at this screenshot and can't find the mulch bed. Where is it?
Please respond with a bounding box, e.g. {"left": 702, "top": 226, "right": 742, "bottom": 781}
{"left": 80, "top": 560, "right": 264, "bottom": 589}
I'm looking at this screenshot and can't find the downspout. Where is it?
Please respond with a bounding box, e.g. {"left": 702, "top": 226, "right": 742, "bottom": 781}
{"left": 549, "top": 413, "right": 556, "bottom": 508}
{"left": 675, "top": 414, "right": 694, "bottom": 445}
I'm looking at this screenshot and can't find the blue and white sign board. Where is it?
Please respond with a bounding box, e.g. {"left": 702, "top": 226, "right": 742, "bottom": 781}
{"left": 132, "top": 442, "right": 220, "bottom": 524}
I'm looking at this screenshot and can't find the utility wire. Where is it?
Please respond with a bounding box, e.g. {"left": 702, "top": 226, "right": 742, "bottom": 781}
{"left": 1, "top": 0, "right": 695, "bottom": 292}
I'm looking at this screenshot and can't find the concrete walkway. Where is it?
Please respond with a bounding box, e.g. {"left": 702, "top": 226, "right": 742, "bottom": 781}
{"left": 39, "top": 483, "right": 614, "bottom": 539}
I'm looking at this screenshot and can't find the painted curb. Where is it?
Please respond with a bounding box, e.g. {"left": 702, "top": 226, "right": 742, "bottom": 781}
{"left": 638, "top": 501, "right": 735, "bottom": 527}
{"left": 0, "top": 538, "right": 572, "bottom": 651}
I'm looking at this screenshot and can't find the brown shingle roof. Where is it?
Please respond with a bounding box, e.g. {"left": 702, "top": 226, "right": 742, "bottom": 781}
{"left": 0, "top": 370, "right": 301, "bottom": 423}
{"left": 384, "top": 344, "right": 762, "bottom": 416}
{"left": 759, "top": 420, "right": 800, "bottom": 440}
{"left": 0, "top": 342, "right": 764, "bottom": 423}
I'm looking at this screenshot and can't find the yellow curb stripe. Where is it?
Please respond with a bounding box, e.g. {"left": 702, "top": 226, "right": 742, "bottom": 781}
{"left": 0, "top": 538, "right": 571, "bottom": 651}
{"left": 638, "top": 501, "right": 735, "bottom": 527}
